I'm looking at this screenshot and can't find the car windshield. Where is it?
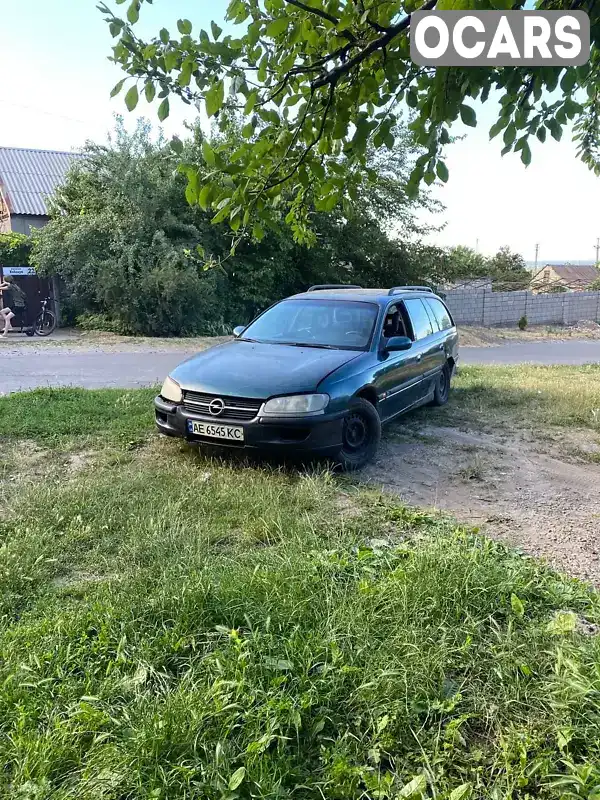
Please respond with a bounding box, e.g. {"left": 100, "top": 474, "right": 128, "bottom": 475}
{"left": 241, "top": 299, "right": 379, "bottom": 350}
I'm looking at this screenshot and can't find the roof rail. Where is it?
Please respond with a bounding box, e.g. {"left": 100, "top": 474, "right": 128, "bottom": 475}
{"left": 307, "top": 284, "right": 362, "bottom": 292}
{"left": 388, "top": 286, "right": 434, "bottom": 296}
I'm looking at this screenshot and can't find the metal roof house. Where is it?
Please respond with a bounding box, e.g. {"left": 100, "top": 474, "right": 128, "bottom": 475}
{"left": 0, "top": 147, "right": 80, "bottom": 235}
{"left": 531, "top": 264, "right": 600, "bottom": 292}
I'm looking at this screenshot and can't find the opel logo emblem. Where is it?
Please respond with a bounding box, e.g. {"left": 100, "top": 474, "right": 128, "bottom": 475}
{"left": 209, "top": 398, "right": 225, "bottom": 416}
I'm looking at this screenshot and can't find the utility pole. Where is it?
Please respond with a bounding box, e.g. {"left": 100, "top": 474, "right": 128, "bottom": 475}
{"left": 595, "top": 237, "right": 599, "bottom": 266}
{"left": 534, "top": 243, "right": 540, "bottom": 273}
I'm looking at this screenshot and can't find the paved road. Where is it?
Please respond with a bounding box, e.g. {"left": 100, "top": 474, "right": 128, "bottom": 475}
{"left": 2, "top": 340, "right": 599, "bottom": 393}
{"left": 461, "top": 340, "right": 600, "bottom": 366}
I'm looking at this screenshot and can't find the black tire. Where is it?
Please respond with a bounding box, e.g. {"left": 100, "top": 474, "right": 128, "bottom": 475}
{"left": 35, "top": 311, "right": 56, "bottom": 337}
{"left": 336, "top": 397, "right": 382, "bottom": 471}
{"left": 432, "top": 363, "right": 451, "bottom": 406}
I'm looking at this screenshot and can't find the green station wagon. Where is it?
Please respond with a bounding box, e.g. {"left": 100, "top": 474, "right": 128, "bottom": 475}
{"left": 155, "top": 285, "right": 459, "bottom": 469}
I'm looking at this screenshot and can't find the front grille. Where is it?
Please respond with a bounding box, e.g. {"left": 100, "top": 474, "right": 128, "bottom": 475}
{"left": 183, "top": 391, "right": 262, "bottom": 421}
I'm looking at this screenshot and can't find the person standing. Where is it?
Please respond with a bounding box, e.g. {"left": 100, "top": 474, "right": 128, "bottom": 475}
{"left": 0, "top": 278, "right": 16, "bottom": 337}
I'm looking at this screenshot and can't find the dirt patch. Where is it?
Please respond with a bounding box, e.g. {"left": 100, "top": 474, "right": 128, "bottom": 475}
{"left": 459, "top": 322, "right": 600, "bottom": 347}
{"left": 364, "top": 423, "right": 600, "bottom": 585}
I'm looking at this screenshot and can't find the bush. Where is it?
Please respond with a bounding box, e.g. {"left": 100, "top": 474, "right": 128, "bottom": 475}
{"left": 0, "top": 232, "right": 32, "bottom": 267}
{"left": 518, "top": 315, "right": 528, "bottom": 330}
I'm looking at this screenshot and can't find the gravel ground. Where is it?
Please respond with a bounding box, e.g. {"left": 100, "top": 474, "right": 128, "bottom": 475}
{"left": 364, "top": 423, "right": 600, "bottom": 585}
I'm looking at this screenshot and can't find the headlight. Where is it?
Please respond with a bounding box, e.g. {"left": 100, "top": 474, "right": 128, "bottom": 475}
{"left": 262, "top": 394, "right": 329, "bottom": 416}
{"left": 161, "top": 376, "right": 182, "bottom": 404}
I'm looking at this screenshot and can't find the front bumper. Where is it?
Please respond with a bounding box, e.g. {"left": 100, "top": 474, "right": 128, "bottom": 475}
{"left": 154, "top": 396, "right": 345, "bottom": 455}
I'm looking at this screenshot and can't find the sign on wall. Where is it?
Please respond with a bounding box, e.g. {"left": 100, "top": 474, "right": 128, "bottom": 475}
{"left": 1, "top": 266, "right": 36, "bottom": 276}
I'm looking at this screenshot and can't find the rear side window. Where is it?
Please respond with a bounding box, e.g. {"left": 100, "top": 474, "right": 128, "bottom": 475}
{"left": 404, "top": 298, "right": 434, "bottom": 340}
{"left": 426, "top": 298, "right": 454, "bottom": 331}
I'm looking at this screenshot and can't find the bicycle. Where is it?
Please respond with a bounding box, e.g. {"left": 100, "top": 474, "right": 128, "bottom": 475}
{"left": 34, "top": 297, "right": 57, "bottom": 337}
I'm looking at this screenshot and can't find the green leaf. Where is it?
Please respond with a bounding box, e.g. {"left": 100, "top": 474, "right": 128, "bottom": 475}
{"left": 510, "top": 593, "right": 525, "bottom": 618}
{"left": 124, "top": 85, "right": 139, "bottom": 112}
{"left": 145, "top": 82, "right": 156, "bottom": 103}
{"left": 242, "top": 122, "right": 254, "bottom": 138}
{"left": 489, "top": 119, "right": 506, "bottom": 140}
{"left": 157, "top": 97, "right": 170, "bottom": 122}
{"left": 546, "top": 611, "right": 577, "bottom": 636}
{"left": 252, "top": 223, "right": 265, "bottom": 241}
{"left": 170, "top": 136, "right": 184, "bottom": 155}
{"left": 503, "top": 123, "right": 516, "bottom": 146}
{"left": 244, "top": 91, "right": 258, "bottom": 115}
{"left": 536, "top": 126, "right": 547, "bottom": 143}
{"left": 264, "top": 657, "right": 294, "bottom": 670}
{"left": 159, "top": 28, "right": 170, "bottom": 44}
{"left": 185, "top": 171, "right": 200, "bottom": 205}
{"left": 198, "top": 184, "right": 212, "bottom": 211}
{"left": 399, "top": 774, "right": 427, "bottom": 799}
{"left": 202, "top": 141, "right": 215, "bottom": 166}
{"left": 206, "top": 80, "right": 225, "bottom": 118}
{"left": 110, "top": 79, "right": 126, "bottom": 98}
{"left": 560, "top": 69, "right": 577, "bottom": 94}
{"left": 459, "top": 104, "right": 476, "bottom": 127}
{"left": 177, "top": 18, "right": 192, "bottom": 35}
{"left": 520, "top": 141, "right": 531, "bottom": 167}
{"left": 127, "top": 0, "right": 140, "bottom": 24}
{"left": 266, "top": 17, "right": 288, "bottom": 37}
{"left": 228, "top": 767, "right": 246, "bottom": 791}
{"left": 436, "top": 160, "right": 449, "bottom": 183}
{"left": 548, "top": 119, "right": 562, "bottom": 142}
{"left": 211, "top": 21, "right": 223, "bottom": 39}
{"left": 449, "top": 784, "right": 472, "bottom": 800}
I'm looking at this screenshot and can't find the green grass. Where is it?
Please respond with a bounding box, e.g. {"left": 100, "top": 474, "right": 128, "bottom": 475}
{"left": 0, "top": 387, "right": 156, "bottom": 447}
{"left": 411, "top": 364, "right": 600, "bottom": 432}
{"left": 2, "top": 379, "right": 600, "bottom": 799}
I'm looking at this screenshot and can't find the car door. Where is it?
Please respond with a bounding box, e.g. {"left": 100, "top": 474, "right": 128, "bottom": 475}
{"left": 373, "top": 303, "right": 423, "bottom": 421}
{"left": 402, "top": 297, "right": 444, "bottom": 400}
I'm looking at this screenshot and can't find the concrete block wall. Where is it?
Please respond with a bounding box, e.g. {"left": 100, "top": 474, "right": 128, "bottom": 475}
{"left": 444, "top": 288, "right": 600, "bottom": 327}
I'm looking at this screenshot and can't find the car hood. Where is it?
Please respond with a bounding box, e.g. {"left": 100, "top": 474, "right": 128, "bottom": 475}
{"left": 170, "top": 340, "right": 361, "bottom": 398}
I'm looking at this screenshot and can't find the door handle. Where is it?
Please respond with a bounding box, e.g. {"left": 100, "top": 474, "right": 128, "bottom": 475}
{"left": 438, "top": 343, "right": 445, "bottom": 350}
{"left": 416, "top": 354, "right": 423, "bottom": 362}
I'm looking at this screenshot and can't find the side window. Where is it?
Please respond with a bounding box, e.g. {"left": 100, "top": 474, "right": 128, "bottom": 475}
{"left": 426, "top": 298, "right": 454, "bottom": 331}
{"left": 404, "top": 299, "right": 434, "bottom": 340}
{"left": 382, "top": 305, "right": 408, "bottom": 338}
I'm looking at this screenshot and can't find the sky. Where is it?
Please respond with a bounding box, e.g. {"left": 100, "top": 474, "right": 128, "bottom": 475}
{"left": 0, "top": 0, "right": 598, "bottom": 263}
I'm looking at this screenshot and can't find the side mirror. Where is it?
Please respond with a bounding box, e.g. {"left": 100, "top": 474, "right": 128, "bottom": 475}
{"left": 385, "top": 335, "right": 413, "bottom": 352}
{"left": 233, "top": 326, "right": 245, "bottom": 338}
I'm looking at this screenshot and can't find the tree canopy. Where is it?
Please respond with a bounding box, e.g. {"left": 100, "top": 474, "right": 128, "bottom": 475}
{"left": 446, "top": 244, "right": 531, "bottom": 289}
{"left": 32, "top": 119, "right": 445, "bottom": 335}
{"left": 102, "top": 0, "right": 599, "bottom": 241}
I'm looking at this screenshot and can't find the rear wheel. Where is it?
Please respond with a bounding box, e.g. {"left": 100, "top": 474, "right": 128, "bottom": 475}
{"left": 35, "top": 310, "right": 56, "bottom": 337}
{"left": 336, "top": 397, "right": 381, "bottom": 471}
{"left": 432, "top": 363, "right": 451, "bottom": 406}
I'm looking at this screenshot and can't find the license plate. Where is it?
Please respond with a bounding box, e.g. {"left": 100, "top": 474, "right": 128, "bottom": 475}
{"left": 187, "top": 420, "right": 244, "bottom": 442}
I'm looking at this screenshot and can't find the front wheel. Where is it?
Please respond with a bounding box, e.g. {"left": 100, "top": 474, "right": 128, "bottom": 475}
{"left": 35, "top": 311, "right": 56, "bottom": 337}
{"left": 336, "top": 397, "right": 382, "bottom": 471}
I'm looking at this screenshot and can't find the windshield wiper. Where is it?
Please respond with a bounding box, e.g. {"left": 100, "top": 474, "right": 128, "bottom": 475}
{"left": 285, "top": 342, "right": 339, "bottom": 350}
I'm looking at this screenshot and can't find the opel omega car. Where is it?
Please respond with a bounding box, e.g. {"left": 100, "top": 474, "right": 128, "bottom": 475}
{"left": 155, "top": 285, "right": 459, "bottom": 469}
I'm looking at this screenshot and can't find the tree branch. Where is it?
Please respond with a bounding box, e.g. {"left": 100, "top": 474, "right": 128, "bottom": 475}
{"left": 311, "top": 0, "right": 437, "bottom": 89}
{"left": 284, "top": 0, "right": 357, "bottom": 41}
{"left": 284, "top": 0, "right": 340, "bottom": 25}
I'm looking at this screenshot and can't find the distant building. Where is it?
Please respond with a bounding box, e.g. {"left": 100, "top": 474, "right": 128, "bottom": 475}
{"left": 0, "top": 147, "right": 80, "bottom": 235}
{"left": 531, "top": 264, "right": 600, "bottom": 293}
{"left": 0, "top": 147, "right": 81, "bottom": 325}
